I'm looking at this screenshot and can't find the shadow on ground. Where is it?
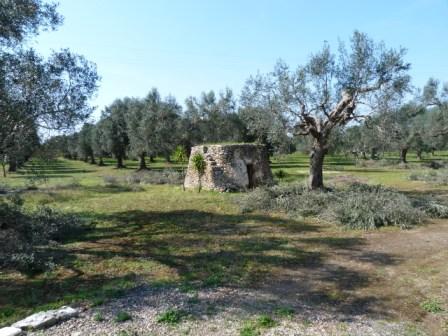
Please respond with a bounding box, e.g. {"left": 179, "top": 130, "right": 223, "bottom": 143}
{"left": 0, "top": 208, "right": 403, "bottom": 325}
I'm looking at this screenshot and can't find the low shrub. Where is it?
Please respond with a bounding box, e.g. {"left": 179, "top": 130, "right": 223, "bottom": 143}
{"left": 0, "top": 195, "right": 89, "bottom": 274}
{"left": 408, "top": 169, "right": 448, "bottom": 185}
{"left": 103, "top": 175, "right": 120, "bottom": 187}
{"left": 412, "top": 197, "right": 448, "bottom": 218}
{"left": 236, "top": 182, "right": 445, "bottom": 230}
{"left": 421, "top": 160, "right": 445, "bottom": 169}
{"left": 355, "top": 159, "right": 399, "bottom": 168}
{"left": 118, "top": 169, "right": 184, "bottom": 187}
{"left": 330, "top": 189, "right": 423, "bottom": 229}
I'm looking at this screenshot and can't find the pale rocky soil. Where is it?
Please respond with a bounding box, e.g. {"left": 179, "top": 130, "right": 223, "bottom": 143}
{"left": 30, "top": 286, "right": 412, "bottom": 336}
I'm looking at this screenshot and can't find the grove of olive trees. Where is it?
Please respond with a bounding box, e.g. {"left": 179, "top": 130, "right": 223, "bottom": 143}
{"left": 1, "top": 2, "right": 447, "bottom": 191}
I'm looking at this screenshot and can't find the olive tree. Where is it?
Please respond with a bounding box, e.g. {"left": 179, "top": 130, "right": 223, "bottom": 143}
{"left": 373, "top": 103, "right": 426, "bottom": 163}
{"left": 184, "top": 89, "right": 246, "bottom": 145}
{"left": 142, "top": 89, "right": 181, "bottom": 162}
{"left": 101, "top": 99, "right": 131, "bottom": 169}
{"left": 241, "top": 31, "right": 410, "bottom": 189}
{"left": 0, "top": 1, "right": 98, "bottom": 174}
{"left": 91, "top": 119, "right": 108, "bottom": 166}
{"left": 421, "top": 78, "right": 448, "bottom": 140}
{"left": 125, "top": 98, "right": 148, "bottom": 170}
{"left": 77, "top": 123, "right": 96, "bottom": 164}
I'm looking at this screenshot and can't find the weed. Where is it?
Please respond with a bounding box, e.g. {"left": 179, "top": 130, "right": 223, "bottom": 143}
{"left": 404, "top": 323, "right": 425, "bottom": 336}
{"left": 115, "top": 311, "right": 132, "bottom": 323}
{"left": 420, "top": 299, "right": 444, "bottom": 313}
{"left": 239, "top": 322, "right": 259, "bottom": 336}
{"left": 239, "top": 315, "right": 277, "bottom": 336}
{"left": 179, "top": 282, "right": 197, "bottom": 293}
{"left": 91, "top": 297, "right": 106, "bottom": 307}
{"left": 203, "top": 273, "right": 223, "bottom": 287}
{"left": 302, "top": 318, "right": 312, "bottom": 327}
{"left": 256, "top": 314, "right": 277, "bottom": 328}
{"left": 94, "top": 311, "right": 105, "bottom": 322}
{"left": 274, "top": 169, "right": 287, "bottom": 179}
{"left": 0, "top": 307, "right": 15, "bottom": 319}
{"left": 116, "top": 331, "right": 138, "bottom": 336}
{"left": 157, "top": 309, "right": 186, "bottom": 324}
{"left": 275, "top": 306, "right": 295, "bottom": 318}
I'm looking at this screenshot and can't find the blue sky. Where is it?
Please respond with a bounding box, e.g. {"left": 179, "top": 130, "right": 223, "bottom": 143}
{"left": 32, "top": 0, "right": 448, "bottom": 120}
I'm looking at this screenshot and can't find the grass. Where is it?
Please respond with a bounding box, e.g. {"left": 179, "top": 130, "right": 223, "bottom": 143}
{"left": 0, "top": 153, "right": 447, "bottom": 334}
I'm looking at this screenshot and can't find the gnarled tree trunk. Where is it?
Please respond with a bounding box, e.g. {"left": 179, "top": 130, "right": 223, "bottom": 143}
{"left": 138, "top": 153, "right": 147, "bottom": 170}
{"left": 8, "top": 159, "right": 17, "bottom": 172}
{"left": 416, "top": 149, "right": 422, "bottom": 161}
{"left": 371, "top": 147, "right": 378, "bottom": 160}
{"left": 400, "top": 147, "right": 408, "bottom": 164}
{"left": 116, "top": 156, "right": 125, "bottom": 169}
{"left": 309, "top": 142, "right": 326, "bottom": 190}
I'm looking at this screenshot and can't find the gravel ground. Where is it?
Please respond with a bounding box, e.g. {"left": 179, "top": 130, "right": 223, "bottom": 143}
{"left": 28, "top": 285, "right": 418, "bottom": 336}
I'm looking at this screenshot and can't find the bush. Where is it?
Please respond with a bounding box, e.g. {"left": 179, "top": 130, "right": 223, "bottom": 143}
{"left": 136, "top": 169, "right": 184, "bottom": 185}
{"left": 412, "top": 197, "right": 448, "bottom": 218}
{"left": 0, "top": 196, "right": 88, "bottom": 274}
{"left": 408, "top": 169, "right": 448, "bottom": 185}
{"left": 236, "top": 182, "right": 444, "bottom": 230}
{"left": 107, "top": 170, "right": 184, "bottom": 188}
{"left": 331, "top": 190, "right": 423, "bottom": 229}
{"left": 238, "top": 183, "right": 335, "bottom": 218}
{"left": 421, "top": 161, "right": 445, "bottom": 169}
{"left": 103, "top": 175, "right": 120, "bottom": 187}
{"left": 355, "top": 159, "right": 398, "bottom": 168}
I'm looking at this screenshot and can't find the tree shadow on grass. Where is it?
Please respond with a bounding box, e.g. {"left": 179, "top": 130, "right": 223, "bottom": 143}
{"left": 71, "top": 209, "right": 401, "bottom": 319}
{"left": 0, "top": 209, "right": 403, "bottom": 325}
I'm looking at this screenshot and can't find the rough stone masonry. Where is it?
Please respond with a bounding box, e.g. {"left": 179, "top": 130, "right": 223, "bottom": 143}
{"left": 184, "top": 143, "right": 273, "bottom": 192}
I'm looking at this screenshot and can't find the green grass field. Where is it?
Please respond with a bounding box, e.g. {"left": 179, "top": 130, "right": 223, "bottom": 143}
{"left": 1, "top": 152, "right": 447, "bottom": 334}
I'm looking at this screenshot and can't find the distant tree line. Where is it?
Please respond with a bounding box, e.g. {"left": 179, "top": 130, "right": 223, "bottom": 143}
{"left": 45, "top": 87, "right": 296, "bottom": 170}
{"left": 46, "top": 75, "right": 447, "bottom": 176}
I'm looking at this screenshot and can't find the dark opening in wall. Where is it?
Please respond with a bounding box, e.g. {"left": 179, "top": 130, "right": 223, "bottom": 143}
{"left": 246, "top": 163, "right": 255, "bottom": 189}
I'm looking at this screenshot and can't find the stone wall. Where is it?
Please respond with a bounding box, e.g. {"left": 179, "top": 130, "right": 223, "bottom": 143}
{"left": 184, "top": 144, "right": 273, "bottom": 192}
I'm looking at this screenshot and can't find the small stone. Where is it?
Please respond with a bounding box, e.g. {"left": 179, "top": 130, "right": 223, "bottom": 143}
{"left": 0, "top": 327, "right": 23, "bottom": 336}
{"left": 12, "top": 306, "right": 78, "bottom": 330}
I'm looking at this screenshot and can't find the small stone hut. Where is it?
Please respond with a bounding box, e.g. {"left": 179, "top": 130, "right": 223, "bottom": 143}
{"left": 184, "top": 144, "right": 273, "bottom": 192}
